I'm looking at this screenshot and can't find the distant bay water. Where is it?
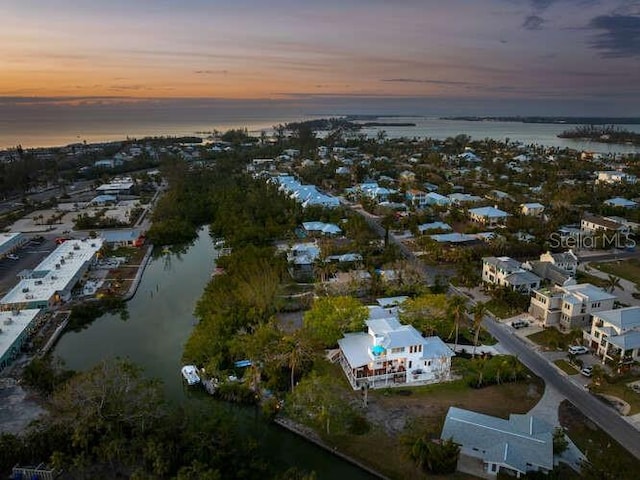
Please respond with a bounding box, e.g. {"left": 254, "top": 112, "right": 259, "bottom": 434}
{"left": 1, "top": 99, "right": 639, "bottom": 153}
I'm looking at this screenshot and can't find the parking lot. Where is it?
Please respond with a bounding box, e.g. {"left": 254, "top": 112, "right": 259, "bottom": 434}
{"left": 0, "top": 236, "right": 57, "bottom": 297}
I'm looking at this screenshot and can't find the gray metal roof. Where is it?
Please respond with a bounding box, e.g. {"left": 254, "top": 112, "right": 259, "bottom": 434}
{"left": 441, "top": 407, "right": 553, "bottom": 474}
{"left": 607, "top": 331, "right": 640, "bottom": 351}
{"left": 593, "top": 307, "right": 640, "bottom": 331}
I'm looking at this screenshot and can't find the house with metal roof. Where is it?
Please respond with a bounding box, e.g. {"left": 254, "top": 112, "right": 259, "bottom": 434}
{"left": 469, "top": 206, "right": 510, "bottom": 227}
{"left": 482, "top": 257, "right": 541, "bottom": 293}
{"left": 302, "top": 221, "right": 342, "bottom": 236}
{"left": 604, "top": 197, "right": 638, "bottom": 209}
{"left": 441, "top": 406, "right": 554, "bottom": 478}
{"left": 587, "top": 307, "right": 640, "bottom": 364}
{"left": 336, "top": 306, "right": 454, "bottom": 390}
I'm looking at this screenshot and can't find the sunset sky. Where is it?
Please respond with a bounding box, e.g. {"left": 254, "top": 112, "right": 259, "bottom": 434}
{"left": 1, "top": 0, "right": 639, "bottom": 112}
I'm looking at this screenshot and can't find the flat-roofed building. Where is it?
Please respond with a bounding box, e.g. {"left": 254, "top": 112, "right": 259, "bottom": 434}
{"left": 0, "top": 238, "right": 103, "bottom": 310}
{"left": 0, "top": 232, "right": 27, "bottom": 259}
{"left": 0, "top": 309, "right": 41, "bottom": 370}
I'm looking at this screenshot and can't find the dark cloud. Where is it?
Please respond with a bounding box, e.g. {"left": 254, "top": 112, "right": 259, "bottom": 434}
{"left": 588, "top": 15, "right": 640, "bottom": 57}
{"left": 522, "top": 15, "right": 545, "bottom": 30}
{"left": 530, "top": 0, "right": 555, "bottom": 11}
{"left": 381, "top": 78, "right": 474, "bottom": 86}
{"left": 194, "top": 69, "right": 228, "bottom": 75}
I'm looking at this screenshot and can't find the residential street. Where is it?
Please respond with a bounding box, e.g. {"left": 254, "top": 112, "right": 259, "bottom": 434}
{"left": 483, "top": 317, "right": 640, "bottom": 460}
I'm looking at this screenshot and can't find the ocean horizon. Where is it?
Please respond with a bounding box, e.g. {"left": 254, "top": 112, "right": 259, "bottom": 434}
{"left": 1, "top": 97, "right": 639, "bottom": 153}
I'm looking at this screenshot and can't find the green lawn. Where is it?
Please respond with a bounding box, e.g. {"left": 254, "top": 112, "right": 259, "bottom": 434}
{"left": 592, "top": 259, "right": 640, "bottom": 286}
{"left": 554, "top": 359, "right": 579, "bottom": 375}
{"left": 527, "top": 328, "right": 583, "bottom": 350}
{"left": 575, "top": 270, "right": 610, "bottom": 289}
{"left": 485, "top": 299, "right": 520, "bottom": 319}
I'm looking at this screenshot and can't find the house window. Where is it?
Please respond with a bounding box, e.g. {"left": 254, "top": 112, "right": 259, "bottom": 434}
{"left": 491, "top": 464, "right": 497, "bottom": 472}
{"left": 391, "top": 347, "right": 404, "bottom": 354}
{"left": 418, "top": 345, "right": 422, "bottom": 352}
{"left": 594, "top": 331, "right": 600, "bottom": 338}
{"left": 408, "top": 361, "right": 412, "bottom": 368}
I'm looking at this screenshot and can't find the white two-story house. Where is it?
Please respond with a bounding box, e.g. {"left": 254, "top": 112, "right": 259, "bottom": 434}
{"left": 529, "top": 283, "right": 616, "bottom": 330}
{"left": 337, "top": 306, "right": 454, "bottom": 390}
{"left": 586, "top": 307, "right": 640, "bottom": 364}
{"left": 482, "top": 257, "right": 541, "bottom": 293}
{"left": 539, "top": 250, "right": 578, "bottom": 276}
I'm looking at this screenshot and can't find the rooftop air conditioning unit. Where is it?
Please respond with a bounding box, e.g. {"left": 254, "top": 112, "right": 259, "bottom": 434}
{"left": 21, "top": 287, "right": 29, "bottom": 293}
{"left": 74, "top": 244, "right": 80, "bottom": 250}
{"left": 51, "top": 275, "right": 57, "bottom": 280}
{"left": 4, "top": 318, "right": 12, "bottom": 325}
{"left": 35, "top": 280, "right": 43, "bottom": 285}
{"left": 55, "top": 264, "right": 60, "bottom": 269}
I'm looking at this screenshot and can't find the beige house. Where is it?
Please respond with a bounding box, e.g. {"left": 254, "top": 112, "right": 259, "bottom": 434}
{"left": 482, "top": 257, "right": 541, "bottom": 293}
{"left": 521, "top": 202, "right": 545, "bottom": 217}
{"left": 529, "top": 283, "right": 616, "bottom": 331}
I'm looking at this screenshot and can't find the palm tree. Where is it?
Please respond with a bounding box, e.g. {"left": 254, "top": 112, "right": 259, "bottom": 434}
{"left": 604, "top": 274, "right": 623, "bottom": 293}
{"left": 471, "top": 302, "right": 488, "bottom": 358}
{"left": 277, "top": 330, "right": 316, "bottom": 392}
{"left": 447, "top": 295, "right": 468, "bottom": 354}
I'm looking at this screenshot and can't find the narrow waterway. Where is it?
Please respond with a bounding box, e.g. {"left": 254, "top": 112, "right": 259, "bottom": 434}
{"left": 54, "top": 228, "right": 376, "bottom": 479}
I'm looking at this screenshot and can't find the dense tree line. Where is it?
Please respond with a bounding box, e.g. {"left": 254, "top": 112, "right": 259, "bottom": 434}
{"left": 1, "top": 359, "right": 290, "bottom": 479}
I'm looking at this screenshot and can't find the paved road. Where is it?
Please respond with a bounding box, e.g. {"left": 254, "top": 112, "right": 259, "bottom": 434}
{"left": 348, "top": 204, "right": 448, "bottom": 284}
{"left": 483, "top": 317, "right": 640, "bottom": 460}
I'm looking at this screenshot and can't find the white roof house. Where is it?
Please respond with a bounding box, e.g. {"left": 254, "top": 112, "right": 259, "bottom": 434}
{"left": 469, "top": 206, "right": 510, "bottom": 226}
{"left": 418, "top": 222, "right": 452, "bottom": 234}
{"left": 0, "top": 232, "right": 27, "bottom": 258}
{"left": 604, "top": 197, "right": 638, "bottom": 209}
{"left": 96, "top": 177, "right": 135, "bottom": 194}
{"left": 521, "top": 202, "right": 545, "bottom": 216}
{"left": 441, "top": 407, "right": 553, "bottom": 478}
{"left": 0, "top": 309, "right": 41, "bottom": 370}
{"left": 337, "top": 306, "right": 454, "bottom": 390}
{"left": 302, "top": 222, "right": 342, "bottom": 236}
{"left": 1, "top": 238, "right": 103, "bottom": 309}
{"left": 271, "top": 175, "right": 340, "bottom": 208}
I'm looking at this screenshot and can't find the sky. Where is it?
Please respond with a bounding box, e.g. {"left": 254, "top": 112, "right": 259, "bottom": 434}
{"left": 1, "top": 0, "right": 639, "bottom": 114}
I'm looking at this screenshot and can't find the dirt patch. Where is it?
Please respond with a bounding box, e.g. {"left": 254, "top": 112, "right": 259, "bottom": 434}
{"left": 365, "top": 380, "right": 543, "bottom": 436}
{"left": 0, "top": 378, "right": 45, "bottom": 435}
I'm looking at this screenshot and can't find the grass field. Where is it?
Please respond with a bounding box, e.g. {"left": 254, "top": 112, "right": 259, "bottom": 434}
{"left": 527, "top": 328, "right": 583, "bottom": 351}
{"left": 554, "top": 359, "right": 580, "bottom": 375}
{"left": 575, "top": 270, "right": 610, "bottom": 289}
{"left": 592, "top": 258, "right": 640, "bottom": 286}
{"left": 560, "top": 400, "right": 640, "bottom": 477}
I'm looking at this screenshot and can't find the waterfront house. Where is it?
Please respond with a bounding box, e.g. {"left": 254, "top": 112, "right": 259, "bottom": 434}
{"left": 337, "top": 307, "right": 454, "bottom": 390}
{"left": 441, "top": 407, "right": 553, "bottom": 478}
{"left": 586, "top": 307, "right": 640, "bottom": 364}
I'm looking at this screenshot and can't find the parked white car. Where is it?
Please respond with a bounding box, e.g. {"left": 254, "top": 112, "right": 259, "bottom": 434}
{"left": 568, "top": 346, "right": 589, "bottom": 355}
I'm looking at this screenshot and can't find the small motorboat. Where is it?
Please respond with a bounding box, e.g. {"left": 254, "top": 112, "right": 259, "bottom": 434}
{"left": 181, "top": 365, "right": 200, "bottom": 386}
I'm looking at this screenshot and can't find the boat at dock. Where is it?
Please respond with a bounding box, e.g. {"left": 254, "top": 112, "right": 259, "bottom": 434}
{"left": 181, "top": 365, "right": 200, "bottom": 385}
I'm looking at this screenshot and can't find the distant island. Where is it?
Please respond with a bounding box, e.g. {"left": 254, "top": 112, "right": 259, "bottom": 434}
{"left": 284, "top": 117, "right": 416, "bottom": 131}
{"left": 441, "top": 116, "right": 640, "bottom": 125}
{"left": 557, "top": 125, "right": 640, "bottom": 145}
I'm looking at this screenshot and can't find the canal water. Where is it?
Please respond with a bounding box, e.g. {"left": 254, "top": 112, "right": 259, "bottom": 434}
{"left": 53, "top": 228, "right": 375, "bottom": 479}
